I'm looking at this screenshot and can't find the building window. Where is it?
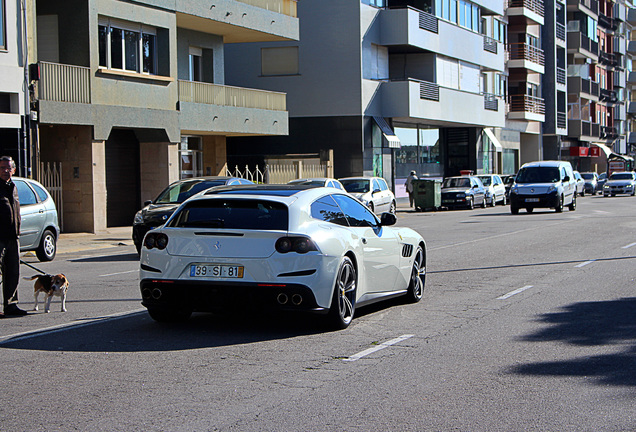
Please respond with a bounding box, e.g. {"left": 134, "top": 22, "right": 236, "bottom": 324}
{"left": 189, "top": 47, "right": 203, "bottom": 82}
{"left": 0, "top": 0, "right": 5, "bottom": 50}
{"left": 261, "top": 46, "right": 299, "bottom": 76}
{"left": 98, "top": 18, "right": 157, "bottom": 74}
{"left": 179, "top": 136, "right": 203, "bottom": 179}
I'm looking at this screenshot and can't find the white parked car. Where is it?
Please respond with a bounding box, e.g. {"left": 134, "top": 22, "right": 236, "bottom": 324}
{"left": 139, "top": 185, "right": 426, "bottom": 329}
{"left": 477, "top": 174, "right": 507, "bottom": 206}
{"left": 603, "top": 171, "right": 636, "bottom": 196}
{"left": 287, "top": 177, "right": 345, "bottom": 190}
{"left": 573, "top": 171, "right": 585, "bottom": 197}
{"left": 339, "top": 176, "right": 396, "bottom": 214}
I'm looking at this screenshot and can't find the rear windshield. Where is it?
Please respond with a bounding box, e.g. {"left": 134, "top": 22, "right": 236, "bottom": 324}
{"left": 155, "top": 180, "right": 225, "bottom": 204}
{"left": 341, "top": 179, "right": 370, "bottom": 193}
{"left": 581, "top": 173, "right": 595, "bottom": 180}
{"left": 167, "top": 199, "right": 288, "bottom": 230}
{"left": 477, "top": 176, "right": 492, "bottom": 186}
{"left": 515, "top": 167, "right": 560, "bottom": 184}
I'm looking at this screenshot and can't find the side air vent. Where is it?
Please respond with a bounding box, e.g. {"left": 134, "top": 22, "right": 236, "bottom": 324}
{"left": 402, "top": 244, "right": 413, "bottom": 258}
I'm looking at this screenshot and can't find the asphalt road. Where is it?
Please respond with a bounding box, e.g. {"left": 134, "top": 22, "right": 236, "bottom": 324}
{"left": 1, "top": 194, "right": 635, "bottom": 431}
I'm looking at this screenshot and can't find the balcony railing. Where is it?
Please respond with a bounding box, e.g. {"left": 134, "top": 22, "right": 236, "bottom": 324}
{"left": 235, "top": 0, "right": 297, "bottom": 17}
{"left": 508, "top": 43, "right": 545, "bottom": 66}
{"left": 483, "top": 36, "right": 498, "bottom": 54}
{"left": 178, "top": 80, "right": 287, "bottom": 111}
{"left": 601, "top": 125, "right": 619, "bottom": 140}
{"left": 557, "top": 112, "right": 567, "bottom": 129}
{"left": 567, "top": 0, "right": 598, "bottom": 15}
{"left": 509, "top": 95, "right": 545, "bottom": 114}
{"left": 508, "top": 0, "right": 545, "bottom": 16}
{"left": 557, "top": 67, "right": 566, "bottom": 84}
{"left": 598, "top": 13, "right": 618, "bottom": 30}
{"left": 419, "top": 10, "right": 439, "bottom": 33}
{"left": 599, "top": 88, "right": 618, "bottom": 103}
{"left": 556, "top": 22, "right": 566, "bottom": 41}
{"left": 484, "top": 93, "right": 499, "bottom": 111}
{"left": 38, "top": 61, "right": 91, "bottom": 104}
{"left": 567, "top": 32, "right": 599, "bottom": 57}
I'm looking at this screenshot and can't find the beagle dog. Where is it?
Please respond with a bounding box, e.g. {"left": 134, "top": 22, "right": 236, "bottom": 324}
{"left": 24, "top": 274, "right": 70, "bottom": 313}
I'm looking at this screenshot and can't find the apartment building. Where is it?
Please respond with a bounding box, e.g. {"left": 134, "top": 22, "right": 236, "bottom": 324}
{"left": 224, "top": 0, "right": 508, "bottom": 196}
{"left": 26, "top": 0, "right": 298, "bottom": 232}
{"left": 0, "top": 0, "right": 29, "bottom": 175}
{"left": 629, "top": 2, "right": 636, "bottom": 153}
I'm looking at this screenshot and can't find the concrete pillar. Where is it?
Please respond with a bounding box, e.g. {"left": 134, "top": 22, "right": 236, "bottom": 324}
{"left": 139, "top": 142, "right": 179, "bottom": 205}
{"left": 91, "top": 140, "right": 107, "bottom": 234}
{"left": 203, "top": 136, "right": 227, "bottom": 176}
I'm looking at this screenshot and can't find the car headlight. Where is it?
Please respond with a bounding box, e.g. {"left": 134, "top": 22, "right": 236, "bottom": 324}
{"left": 457, "top": 193, "right": 466, "bottom": 198}
{"left": 133, "top": 210, "right": 144, "bottom": 225}
{"left": 547, "top": 185, "right": 557, "bottom": 194}
{"left": 604, "top": 184, "right": 609, "bottom": 189}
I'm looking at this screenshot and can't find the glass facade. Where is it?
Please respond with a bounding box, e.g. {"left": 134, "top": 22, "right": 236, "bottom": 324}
{"left": 394, "top": 125, "right": 442, "bottom": 178}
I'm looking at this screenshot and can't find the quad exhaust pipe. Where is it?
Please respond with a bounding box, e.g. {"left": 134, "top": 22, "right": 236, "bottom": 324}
{"left": 277, "top": 292, "right": 303, "bottom": 306}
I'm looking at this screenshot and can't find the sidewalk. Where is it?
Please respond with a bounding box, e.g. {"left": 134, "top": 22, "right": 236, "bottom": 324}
{"left": 54, "top": 226, "right": 134, "bottom": 255}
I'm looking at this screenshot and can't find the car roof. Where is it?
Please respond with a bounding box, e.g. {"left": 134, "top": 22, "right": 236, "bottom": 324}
{"left": 339, "top": 176, "right": 382, "bottom": 181}
{"left": 289, "top": 177, "right": 333, "bottom": 182}
{"left": 520, "top": 161, "right": 570, "bottom": 168}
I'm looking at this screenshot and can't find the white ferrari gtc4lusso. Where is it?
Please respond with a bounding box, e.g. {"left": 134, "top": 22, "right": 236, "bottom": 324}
{"left": 139, "top": 184, "right": 426, "bottom": 329}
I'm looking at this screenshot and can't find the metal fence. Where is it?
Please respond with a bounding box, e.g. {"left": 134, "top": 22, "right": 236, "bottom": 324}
{"left": 40, "top": 162, "right": 64, "bottom": 231}
{"left": 225, "top": 161, "right": 329, "bottom": 184}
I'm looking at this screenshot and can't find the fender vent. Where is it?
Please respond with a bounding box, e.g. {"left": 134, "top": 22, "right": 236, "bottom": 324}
{"left": 402, "top": 244, "right": 413, "bottom": 258}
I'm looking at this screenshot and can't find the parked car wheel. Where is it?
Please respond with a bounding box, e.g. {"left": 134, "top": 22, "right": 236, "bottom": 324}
{"left": 36, "top": 229, "right": 57, "bottom": 262}
{"left": 526, "top": 207, "right": 533, "bottom": 213}
{"left": 481, "top": 197, "right": 487, "bottom": 208}
{"left": 490, "top": 196, "right": 496, "bottom": 207}
{"left": 555, "top": 195, "right": 563, "bottom": 213}
{"left": 328, "top": 257, "right": 356, "bottom": 330}
{"left": 501, "top": 195, "right": 507, "bottom": 205}
{"left": 511, "top": 205, "right": 519, "bottom": 215}
{"left": 467, "top": 198, "right": 474, "bottom": 210}
{"left": 405, "top": 246, "right": 425, "bottom": 303}
{"left": 389, "top": 200, "right": 396, "bottom": 214}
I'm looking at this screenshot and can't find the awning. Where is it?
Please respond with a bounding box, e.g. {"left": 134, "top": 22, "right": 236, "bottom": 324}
{"left": 373, "top": 117, "right": 401, "bottom": 149}
{"left": 593, "top": 143, "right": 613, "bottom": 157}
{"left": 483, "top": 128, "right": 503, "bottom": 152}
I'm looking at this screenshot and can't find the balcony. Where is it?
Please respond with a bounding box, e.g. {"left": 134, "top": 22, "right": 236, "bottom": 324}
{"left": 174, "top": 0, "right": 299, "bottom": 43}
{"left": 628, "top": 41, "right": 636, "bottom": 55}
{"left": 629, "top": 72, "right": 636, "bottom": 84}
{"left": 507, "top": 43, "right": 545, "bottom": 73}
{"left": 599, "top": 88, "right": 618, "bottom": 103}
{"left": 567, "top": 0, "right": 598, "bottom": 16}
{"left": 614, "top": 104, "right": 626, "bottom": 121}
{"left": 629, "top": 132, "right": 636, "bottom": 144}
{"left": 598, "top": 13, "right": 618, "bottom": 31}
{"left": 567, "top": 32, "right": 599, "bottom": 60}
{"left": 557, "top": 67, "right": 566, "bottom": 85}
{"left": 600, "top": 126, "right": 619, "bottom": 140}
{"left": 508, "top": 95, "right": 545, "bottom": 121}
{"left": 381, "top": 79, "right": 505, "bottom": 128}
{"left": 567, "top": 76, "right": 599, "bottom": 100}
{"left": 557, "top": 112, "right": 567, "bottom": 130}
{"left": 614, "top": 71, "right": 626, "bottom": 89}
{"left": 629, "top": 8, "right": 636, "bottom": 25}
{"left": 38, "top": 62, "right": 91, "bottom": 104}
{"left": 507, "top": 0, "right": 545, "bottom": 25}
{"left": 556, "top": 22, "right": 566, "bottom": 41}
{"left": 178, "top": 80, "right": 288, "bottom": 135}
{"left": 628, "top": 101, "right": 636, "bottom": 114}
{"left": 599, "top": 51, "right": 619, "bottom": 68}
{"left": 380, "top": 7, "right": 504, "bottom": 72}
{"left": 568, "top": 119, "right": 600, "bottom": 141}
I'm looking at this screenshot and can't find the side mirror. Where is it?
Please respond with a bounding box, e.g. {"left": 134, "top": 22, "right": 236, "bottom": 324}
{"left": 380, "top": 212, "right": 397, "bottom": 226}
{"left": 472, "top": 185, "right": 479, "bottom": 189}
{"left": 563, "top": 176, "right": 570, "bottom": 182}
{"left": 144, "top": 200, "right": 152, "bottom": 206}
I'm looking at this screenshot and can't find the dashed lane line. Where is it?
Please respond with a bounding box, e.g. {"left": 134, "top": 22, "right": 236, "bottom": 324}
{"left": 343, "top": 334, "right": 414, "bottom": 362}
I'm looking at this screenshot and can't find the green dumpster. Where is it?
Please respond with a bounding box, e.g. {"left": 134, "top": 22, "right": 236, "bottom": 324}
{"left": 412, "top": 179, "right": 441, "bottom": 211}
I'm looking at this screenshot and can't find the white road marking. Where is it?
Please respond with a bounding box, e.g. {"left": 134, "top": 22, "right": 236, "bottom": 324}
{"left": 99, "top": 270, "right": 138, "bottom": 277}
{"left": 497, "top": 285, "right": 533, "bottom": 300}
{"left": 0, "top": 309, "right": 147, "bottom": 345}
{"left": 575, "top": 260, "right": 595, "bottom": 268}
{"left": 622, "top": 242, "right": 636, "bottom": 249}
{"left": 343, "top": 334, "right": 414, "bottom": 362}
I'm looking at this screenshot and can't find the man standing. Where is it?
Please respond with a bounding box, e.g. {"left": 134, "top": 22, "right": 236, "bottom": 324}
{"left": 405, "top": 170, "right": 418, "bottom": 208}
{"left": 0, "top": 156, "right": 27, "bottom": 316}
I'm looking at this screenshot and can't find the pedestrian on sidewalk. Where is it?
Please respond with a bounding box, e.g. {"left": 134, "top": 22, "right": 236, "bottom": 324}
{"left": 0, "top": 156, "right": 27, "bottom": 317}
{"left": 406, "top": 170, "right": 418, "bottom": 208}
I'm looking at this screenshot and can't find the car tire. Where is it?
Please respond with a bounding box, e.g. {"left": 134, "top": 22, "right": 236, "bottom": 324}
{"left": 511, "top": 205, "right": 519, "bottom": 215}
{"left": 490, "top": 197, "right": 496, "bottom": 207}
{"left": 555, "top": 195, "right": 563, "bottom": 213}
{"left": 481, "top": 197, "right": 487, "bottom": 209}
{"left": 328, "top": 256, "right": 356, "bottom": 330}
{"left": 405, "top": 246, "right": 425, "bottom": 303}
{"left": 568, "top": 194, "right": 576, "bottom": 211}
{"left": 581, "top": 190, "right": 585, "bottom": 197}
{"left": 368, "top": 202, "right": 375, "bottom": 213}
{"left": 36, "top": 229, "right": 57, "bottom": 262}
{"left": 467, "top": 198, "right": 474, "bottom": 210}
{"left": 526, "top": 207, "right": 533, "bottom": 213}
{"left": 147, "top": 307, "right": 192, "bottom": 323}
{"left": 389, "top": 200, "right": 396, "bottom": 214}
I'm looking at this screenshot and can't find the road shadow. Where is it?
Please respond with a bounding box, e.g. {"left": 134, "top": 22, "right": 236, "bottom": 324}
{"left": 70, "top": 253, "right": 139, "bottom": 263}
{"left": 0, "top": 299, "right": 403, "bottom": 352}
{"left": 507, "top": 297, "right": 636, "bottom": 387}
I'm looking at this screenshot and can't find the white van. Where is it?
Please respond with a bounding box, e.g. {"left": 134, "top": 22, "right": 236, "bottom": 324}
{"left": 509, "top": 161, "right": 577, "bottom": 214}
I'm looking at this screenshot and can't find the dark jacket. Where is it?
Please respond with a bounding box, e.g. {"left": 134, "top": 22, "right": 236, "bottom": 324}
{"left": 0, "top": 180, "right": 21, "bottom": 240}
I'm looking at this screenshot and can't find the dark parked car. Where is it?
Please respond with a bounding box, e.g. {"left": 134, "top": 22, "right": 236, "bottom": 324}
{"left": 581, "top": 172, "right": 599, "bottom": 195}
{"left": 132, "top": 176, "right": 254, "bottom": 253}
{"left": 441, "top": 176, "right": 486, "bottom": 209}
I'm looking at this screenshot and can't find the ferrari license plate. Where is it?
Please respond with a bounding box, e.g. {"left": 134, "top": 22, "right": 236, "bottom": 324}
{"left": 190, "top": 264, "right": 244, "bottom": 278}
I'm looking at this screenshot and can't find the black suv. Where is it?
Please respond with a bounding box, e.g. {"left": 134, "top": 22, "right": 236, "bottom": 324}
{"left": 132, "top": 176, "right": 253, "bottom": 253}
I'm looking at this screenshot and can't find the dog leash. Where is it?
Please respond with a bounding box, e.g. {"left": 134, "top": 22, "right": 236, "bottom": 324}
{"left": 19, "top": 259, "right": 48, "bottom": 275}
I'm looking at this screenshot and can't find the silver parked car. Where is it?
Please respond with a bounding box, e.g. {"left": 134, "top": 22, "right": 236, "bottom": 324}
{"left": 477, "top": 174, "right": 507, "bottom": 206}
{"left": 339, "top": 176, "right": 397, "bottom": 214}
{"left": 287, "top": 178, "right": 345, "bottom": 190}
{"left": 14, "top": 177, "right": 60, "bottom": 261}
